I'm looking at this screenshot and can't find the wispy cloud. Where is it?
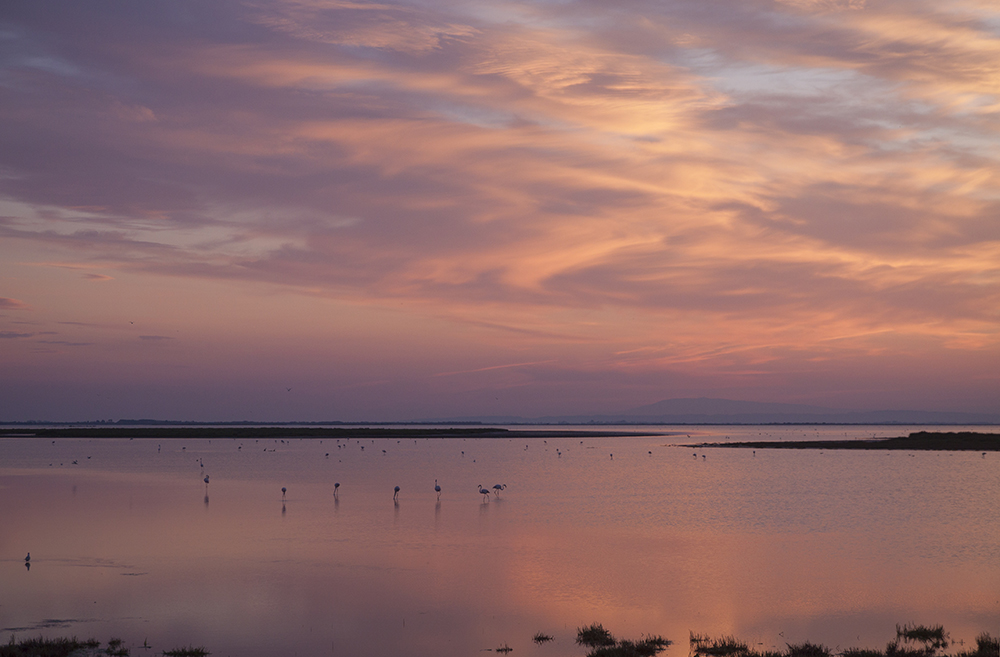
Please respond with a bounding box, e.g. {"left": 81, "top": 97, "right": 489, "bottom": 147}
{"left": 0, "top": 331, "right": 34, "bottom": 339}
{"left": 0, "top": 297, "right": 30, "bottom": 310}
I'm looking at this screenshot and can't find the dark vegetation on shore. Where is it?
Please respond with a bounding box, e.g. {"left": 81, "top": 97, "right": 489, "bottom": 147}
{"left": 689, "top": 625, "right": 998, "bottom": 657}
{"left": 4, "top": 625, "right": 996, "bottom": 657}
{"left": 577, "top": 623, "right": 672, "bottom": 657}
{"left": 0, "top": 426, "right": 660, "bottom": 440}
{"left": 691, "top": 431, "right": 1000, "bottom": 451}
{"left": 0, "top": 635, "right": 208, "bottom": 657}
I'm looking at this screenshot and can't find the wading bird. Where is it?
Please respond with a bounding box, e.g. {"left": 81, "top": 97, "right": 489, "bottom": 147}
{"left": 393, "top": 485, "right": 400, "bottom": 501}
{"left": 478, "top": 484, "right": 491, "bottom": 501}
{"left": 493, "top": 484, "right": 506, "bottom": 498}
{"left": 435, "top": 479, "right": 441, "bottom": 499}
{"left": 334, "top": 482, "right": 340, "bottom": 498}
{"left": 281, "top": 487, "right": 287, "bottom": 499}
{"left": 25, "top": 552, "right": 30, "bottom": 563}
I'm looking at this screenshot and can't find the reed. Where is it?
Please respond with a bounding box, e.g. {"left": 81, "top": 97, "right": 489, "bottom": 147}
{"left": 1, "top": 635, "right": 99, "bottom": 657}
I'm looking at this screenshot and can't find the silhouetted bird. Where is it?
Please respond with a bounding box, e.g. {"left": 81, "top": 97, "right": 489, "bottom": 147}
{"left": 393, "top": 485, "right": 400, "bottom": 500}
{"left": 281, "top": 487, "right": 287, "bottom": 499}
{"left": 493, "top": 484, "right": 506, "bottom": 498}
{"left": 435, "top": 479, "right": 441, "bottom": 499}
{"left": 25, "top": 552, "right": 30, "bottom": 563}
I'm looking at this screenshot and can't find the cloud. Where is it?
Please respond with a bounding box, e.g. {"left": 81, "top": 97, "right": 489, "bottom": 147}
{"left": 0, "top": 297, "right": 30, "bottom": 310}
{"left": 35, "top": 340, "right": 92, "bottom": 346}
{"left": 138, "top": 335, "right": 174, "bottom": 341}
{"left": 0, "top": 331, "right": 34, "bottom": 339}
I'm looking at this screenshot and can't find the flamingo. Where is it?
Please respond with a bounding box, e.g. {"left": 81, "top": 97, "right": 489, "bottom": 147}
{"left": 204, "top": 475, "right": 209, "bottom": 485}
{"left": 434, "top": 479, "right": 441, "bottom": 499}
{"left": 25, "top": 552, "right": 30, "bottom": 563}
{"left": 334, "top": 482, "right": 340, "bottom": 498}
{"left": 492, "top": 484, "right": 506, "bottom": 498}
{"left": 478, "top": 484, "right": 491, "bottom": 501}
{"left": 281, "top": 487, "right": 287, "bottom": 499}
{"left": 393, "top": 485, "right": 400, "bottom": 501}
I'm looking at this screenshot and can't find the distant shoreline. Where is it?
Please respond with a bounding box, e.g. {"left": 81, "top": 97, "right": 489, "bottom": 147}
{"left": 0, "top": 426, "right": 668, "bottom": 439}
{"left": 687, "top": 431, "right": 1000, "bottom": 451}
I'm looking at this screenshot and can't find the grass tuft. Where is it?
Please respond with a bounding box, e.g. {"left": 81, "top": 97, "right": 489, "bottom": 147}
{"left": 954, "top": 634, "right": 1000, "bottom": 657}
{"left": 897, "top": 624, "right": 949, "bottom": 650}
{"left": 692, "top": 635, "right": 752, "bottom": 656}
{"left": 577, "top": 629, "right": 671, "bottom": 657}
{"left": 107, "top": 637, "right": 130, "bottom": 656}
{"left": 886, "top": 640, "right": 938, "bottom": 657}
{"left": 161, "top": 648, "right": 210, "bottom": 657}
{"left": 843, "top": 649, "right": 886, "bottom": 657}
{"left": 786, "top": 642, "right": 831, "bottom": 657}
{"left": 532, "top": 632, "right": 554, "bottom": 644}
{"left": 1, "top": 635, "right": 100, "bottom": 657}
{"left": 578, "top": 624, "right": 616, "bottom": 648}
{"left": 495, "top": 643, "right": 513, "bottom": 654}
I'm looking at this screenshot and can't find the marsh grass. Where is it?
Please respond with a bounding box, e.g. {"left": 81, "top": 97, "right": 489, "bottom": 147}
{"left": 954, "top": 635, "right": 1000, "bottom": 657}
{"left": 787, "top": 642, "right": 831, "bottom": 657}
{"left": 161, "top": 648, "right": 210, "bottom": 657}
{"left": 691, "top": 634, "right": 752, "bottom": 656}
{"left": 843, "top": 649, "right": 885, "bottom": 657}
{"left": 584, "top": 636, "right": 672, "bottom": 657}
{"left": 496, "top": 643, "right": 513, "bottom": 654}
{"left": 533, "top": 633, "right": 554, "bottom": 644}
{"left": 107, "top": 637, "right": 129, "bottom": 657}
{"left": 576, "top": 626, "right": 671, "bottom": 657}
{"left": 689, "top": 630, "right": 998, "bottom": 657}
{"left": 579, "top": 624, "right": 617, "bottom": 648}
{"left": 1, "top": 635, "right": 99, "bottom": 657}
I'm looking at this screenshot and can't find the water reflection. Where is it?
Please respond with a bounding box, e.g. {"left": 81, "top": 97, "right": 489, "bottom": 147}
{"left": 1, "top": 427, "right": 998, "bottom": 657}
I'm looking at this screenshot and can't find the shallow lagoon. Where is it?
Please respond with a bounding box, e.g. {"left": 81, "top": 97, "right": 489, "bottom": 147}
{"left": 2, "top": 425, "right": 998, "bottom": 657}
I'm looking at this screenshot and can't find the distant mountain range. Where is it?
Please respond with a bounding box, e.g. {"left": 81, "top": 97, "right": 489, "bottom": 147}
{"left": 424, "top": 397, "right": 1000, "bottom": 425}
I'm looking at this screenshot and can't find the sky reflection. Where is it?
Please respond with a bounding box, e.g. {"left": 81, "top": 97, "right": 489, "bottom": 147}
{"left": 2, "top": 430, "right": 998, "bottom": 656}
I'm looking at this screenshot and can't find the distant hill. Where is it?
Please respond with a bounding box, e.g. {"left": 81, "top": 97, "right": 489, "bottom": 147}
{"left": 424, "top": 397, "right": 1000, "bottom": 425}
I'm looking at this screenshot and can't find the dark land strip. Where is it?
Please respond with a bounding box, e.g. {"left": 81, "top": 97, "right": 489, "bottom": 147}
{"left": 0, "top": 426, "right": 666, "bottom": 440}
{"left": 687, "top": 431, "right": 1000, "bottom": 451}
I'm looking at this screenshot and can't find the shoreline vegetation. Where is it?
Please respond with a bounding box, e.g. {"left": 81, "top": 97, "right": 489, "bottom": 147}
{"left": 687, "top": 431, "right": 1000, "bottom": 451}
{"left": 4, "top": 625, "right": 996, "bottom": 657}
{"left": 0, "top": 636, "right": 208, "bottom": 657}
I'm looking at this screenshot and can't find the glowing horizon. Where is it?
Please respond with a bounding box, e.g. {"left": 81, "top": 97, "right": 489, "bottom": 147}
{"left": 1, "top": 0, "right": 998, "bottom": 421}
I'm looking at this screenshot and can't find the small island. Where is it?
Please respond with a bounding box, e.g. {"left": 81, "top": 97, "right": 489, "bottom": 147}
{"left": 688, "top": 431, "right": 1000, "bottom": 451}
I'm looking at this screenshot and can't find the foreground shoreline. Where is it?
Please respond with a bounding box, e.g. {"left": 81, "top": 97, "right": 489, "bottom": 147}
{"left": 3, "top": 625, "right": 996, "bottom": 657}
{"left": 687, "top": 431, "right": 1000, "bottom": 451}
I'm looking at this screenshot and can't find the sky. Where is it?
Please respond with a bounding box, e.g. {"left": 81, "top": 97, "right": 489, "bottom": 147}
{"left": 1, "top": 0, "right": 999, "bottom": 421}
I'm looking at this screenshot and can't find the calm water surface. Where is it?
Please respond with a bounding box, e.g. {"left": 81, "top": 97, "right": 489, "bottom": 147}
{"left": 2, "top": 425, "right": 998, "bottom": 657}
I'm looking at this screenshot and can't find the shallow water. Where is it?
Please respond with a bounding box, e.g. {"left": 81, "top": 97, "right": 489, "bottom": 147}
{"left": 2, "top": 425, "right": 998, "bottom": 657}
